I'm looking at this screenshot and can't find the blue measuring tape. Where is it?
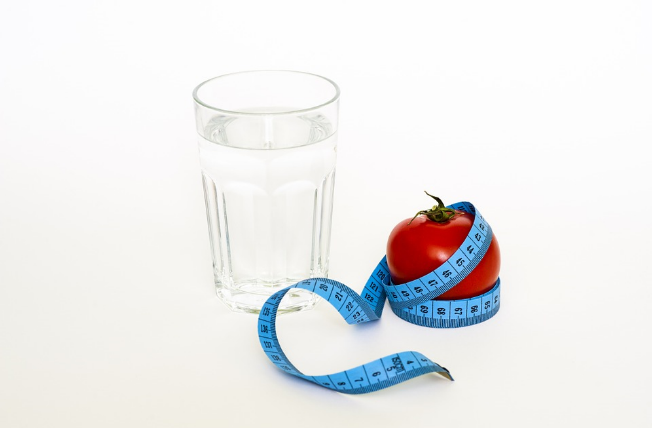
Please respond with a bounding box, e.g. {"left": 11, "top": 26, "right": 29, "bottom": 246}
{"left": 257, "top": 201, "right": 500, "bottom": 394}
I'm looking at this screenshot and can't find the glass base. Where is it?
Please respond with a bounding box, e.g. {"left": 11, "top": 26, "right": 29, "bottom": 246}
{"left": 215, "top": 280, "right": 320, "bottom": 314}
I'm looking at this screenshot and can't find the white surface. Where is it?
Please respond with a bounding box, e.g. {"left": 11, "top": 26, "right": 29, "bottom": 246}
{"left": 1, "top": 1, "right": 651, "bottom": 427}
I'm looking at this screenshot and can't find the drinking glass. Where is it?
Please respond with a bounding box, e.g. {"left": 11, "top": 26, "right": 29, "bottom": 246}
{"left": 193, "top": 71, "right": 340, "bottom": 314}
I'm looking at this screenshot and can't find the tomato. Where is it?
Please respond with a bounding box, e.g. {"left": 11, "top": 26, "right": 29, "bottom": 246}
{"left": 386, "top": 194, "right": 500, "bottom": 300}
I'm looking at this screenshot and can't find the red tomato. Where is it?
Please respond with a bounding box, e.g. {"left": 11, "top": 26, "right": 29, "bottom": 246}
{"left": 386, "top": 195, "right": 500, "bottom": 301}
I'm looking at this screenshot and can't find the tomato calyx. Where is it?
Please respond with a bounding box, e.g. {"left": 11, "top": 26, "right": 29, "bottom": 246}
{"left": 409, "top": 192, "right": 457, "bottom": 224}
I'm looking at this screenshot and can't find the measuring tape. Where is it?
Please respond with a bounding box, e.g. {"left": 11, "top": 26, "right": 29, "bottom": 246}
{"left": 257, "top": 201, "right": 500, "bottom": 394}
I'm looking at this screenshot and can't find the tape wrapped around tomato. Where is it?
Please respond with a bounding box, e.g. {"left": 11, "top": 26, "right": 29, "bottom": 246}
{"left": 257, "top": 195, "right": 502, "bottom": 395}
{"left": 386, "top": 192, "right": 501, "bottom": 300}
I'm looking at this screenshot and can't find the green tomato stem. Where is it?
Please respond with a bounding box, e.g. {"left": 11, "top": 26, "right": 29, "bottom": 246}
{"left": 408, "top": 191, "right": 456, "bottom": 224}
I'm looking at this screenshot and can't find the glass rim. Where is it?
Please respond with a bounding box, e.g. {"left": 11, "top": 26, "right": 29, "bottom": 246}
{"left": 192, "top": 70, "right": 340, "bottom": 116}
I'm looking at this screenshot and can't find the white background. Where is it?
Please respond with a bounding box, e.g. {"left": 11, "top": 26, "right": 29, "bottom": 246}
{"left": 1, "top": 1, "right": 651, "bottom": 427}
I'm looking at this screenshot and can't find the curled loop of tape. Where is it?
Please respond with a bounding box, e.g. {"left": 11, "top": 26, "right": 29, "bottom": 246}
{"left": 257, "top": 201, "right": 501, "bottom": 394}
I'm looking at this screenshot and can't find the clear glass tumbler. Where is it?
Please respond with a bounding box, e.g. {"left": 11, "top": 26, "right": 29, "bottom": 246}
{"left": 193, "top": 71, "right": 340, "bottom": 314}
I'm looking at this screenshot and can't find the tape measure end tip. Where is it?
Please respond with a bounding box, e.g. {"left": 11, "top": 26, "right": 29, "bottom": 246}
{"left": 439, "top": 370, "right": 454, "bottom": 381}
